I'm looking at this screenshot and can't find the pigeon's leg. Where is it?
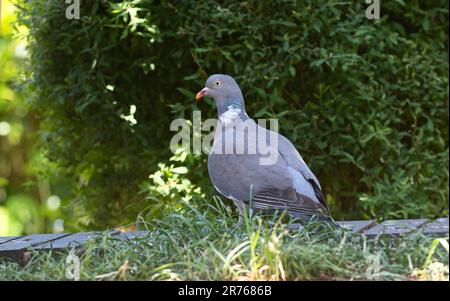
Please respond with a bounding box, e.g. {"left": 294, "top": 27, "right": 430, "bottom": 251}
{"left": 234, "top": 201, "right": 247, "bottom": 227}
{"left": 236, "top": 216, "right": 244, "bottom": 227}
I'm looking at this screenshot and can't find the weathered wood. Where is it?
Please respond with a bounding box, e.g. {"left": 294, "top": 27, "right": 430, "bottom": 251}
{"left": 33, "top": 230, "right": 121, "bottom": 251}
{"left": 0, "top": 233, "right": 71, "bottom": 252}
{"left": 363, "top": 219, "right": 429, "bottom": 238}
{"left": 287, "top": 223, "right": 302, "bottom": 230}
{"left": 288, "top": 220, "right": 378, "bottom": 232}
{"left": 422, "top": 217, "right": 449, "bottom": 235}
{"left": 336, "top": 220, "right": 377, "bottom": 233}
{"left": 0, "top": 233, "right": 71, "bottom": 265}
{"left": 113, "top": 231, "right": 149, "bottom": 240}
{"left": 0, "top": 250, "right": 31, "bottom": 266}
{"left": 0, "top": 236, "right": 20, "bottom": 245}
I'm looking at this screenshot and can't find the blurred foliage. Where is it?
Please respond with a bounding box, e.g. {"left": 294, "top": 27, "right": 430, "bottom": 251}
{"left": 13, "top": 0, "right": 449, "bottom": 228}
{"left": 0, "top": 0, "right": 71, "bottom": 235}
{"left": 138, "top": 147, "right": 205, "bottom": 220}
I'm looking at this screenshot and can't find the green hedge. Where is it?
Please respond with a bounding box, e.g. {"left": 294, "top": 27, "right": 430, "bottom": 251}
{"left": 17, "top": 0, "right": 449, "bottom": 228}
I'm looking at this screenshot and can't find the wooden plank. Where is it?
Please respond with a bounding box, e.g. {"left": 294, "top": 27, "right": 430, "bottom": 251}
{"left": 113, "top": 231, "right": 149, "bottom": 240}
{"left": 0, "top": 236, "right": 27, "bottom": 264}
{"left": 0, "top": 250, "right": 31, "bottom": 266}
{"left": 0, "top": 233, "right": 71, "bottom": 252}
{"left": 32, "top": 232, "right": 97, "bottom": 250}
{"left": 336, "top": 220, "right": 377, "bottom": 233}
{"left": 0, "top": 236, "right": 20, "bottom": 245}
{"left": 33, "top": 230, "right": 121, "bottom": 250}
{"left": 363, "top": 219, "right": 429, "bottom": 238}
{"left": 289, "top": 220, "right": 377, "bottom": 232}
{"left": 287, "top": 223, "right": 302, "bottom": 230}
{"left": 0, "top": 233, "right": 71, "bottom": 266}
{"left": 422, "top": 218, "right": 449, "bottom": 235}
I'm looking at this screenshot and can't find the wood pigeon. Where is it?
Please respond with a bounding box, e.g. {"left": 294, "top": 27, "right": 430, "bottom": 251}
{"left": 196, "top": 74, "right": 338, "bottom": 227}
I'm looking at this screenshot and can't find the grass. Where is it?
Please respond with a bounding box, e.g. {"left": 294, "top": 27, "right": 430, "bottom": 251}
{"left": 0, "top": 197, "right": 448, "bottom": 280}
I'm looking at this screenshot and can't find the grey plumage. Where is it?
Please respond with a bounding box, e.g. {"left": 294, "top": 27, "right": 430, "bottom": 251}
{"left": 196, "top": 74, "right": 337, "bottom": 226}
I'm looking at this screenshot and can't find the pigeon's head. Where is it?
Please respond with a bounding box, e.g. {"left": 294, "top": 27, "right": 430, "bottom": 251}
{"left": 196, "top": 74, "right": 243, "bottom": 103}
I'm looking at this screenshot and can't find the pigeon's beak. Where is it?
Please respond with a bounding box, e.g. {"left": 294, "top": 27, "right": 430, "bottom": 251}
{"left": 195, "top": 87, "right": 209, "bottom": 101}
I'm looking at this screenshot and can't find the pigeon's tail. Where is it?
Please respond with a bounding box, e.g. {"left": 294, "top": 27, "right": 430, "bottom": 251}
{"left": 290, "top": 211, "right": 342, "bottom": 230}
{"left": 317, "top": 215, "right": 342, "bottom": 229}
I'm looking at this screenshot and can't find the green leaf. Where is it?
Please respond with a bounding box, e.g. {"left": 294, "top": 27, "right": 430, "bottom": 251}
{"left": 422, "top": 18, "right": 430, "bottom": 31}
{"left": 289, "top": 66, "right": 296, "bottom": 77}
{"left": 176, "top": 88, "right": 195, "bottom": 99}
{"left": 172, "top": 167, "right": 188, "bottom": 174}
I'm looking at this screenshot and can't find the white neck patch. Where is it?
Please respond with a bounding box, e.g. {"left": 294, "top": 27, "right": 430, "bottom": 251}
{"left": 220, "top": 106, "right": 241, "bottom": 124}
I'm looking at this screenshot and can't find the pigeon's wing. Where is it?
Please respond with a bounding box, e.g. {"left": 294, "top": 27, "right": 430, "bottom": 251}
{"left": 277, "top": 134, "right": 321, "bottom": 188}
{"left": 276, "top": 133, "right": 330, "bottom": 215}
{"left": 243, "top": 186, "right": 328, "bottom": 220}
